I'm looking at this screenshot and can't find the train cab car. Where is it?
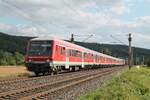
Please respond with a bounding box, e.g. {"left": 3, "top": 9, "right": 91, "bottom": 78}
{"left": 25, "top": 38, "right": 54, "bottom": 75}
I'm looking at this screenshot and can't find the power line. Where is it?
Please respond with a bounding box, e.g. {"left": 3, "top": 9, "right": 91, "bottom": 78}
{"left": 1, "top": 0, "right": 56, "bottom": 36}
{"left": 63, "top": 0, "right": 80, "bottom": 15}
{"left": 1, "top": 0, "right": 30, "bottom": 20}
{"left": 82, "top": 34, "right": 93, "bottom": 42}
{"left": 110, "top": 35, "right": 127, "bottom": 46}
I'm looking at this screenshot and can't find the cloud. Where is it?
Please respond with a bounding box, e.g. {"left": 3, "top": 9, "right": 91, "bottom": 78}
{"left": 0, "top": 0, "right": 150, "bottom": 48}
{"left": 110, "top": 2, "right": 129, "bottom": 15}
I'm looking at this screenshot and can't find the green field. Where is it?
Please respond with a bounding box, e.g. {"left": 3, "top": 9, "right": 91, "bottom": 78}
{"left": 79, "top": 67, "right": 150, "bottom": 100}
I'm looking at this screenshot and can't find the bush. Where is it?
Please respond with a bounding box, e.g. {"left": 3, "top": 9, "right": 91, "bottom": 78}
{"left": 4, "top": 52, "right": 16, "bottom": 65}
{"left": 147, "top": 60, "right": 150, "bottom": 67}
{"left": 14, "top": 52, "right": 24, "bottom": 65}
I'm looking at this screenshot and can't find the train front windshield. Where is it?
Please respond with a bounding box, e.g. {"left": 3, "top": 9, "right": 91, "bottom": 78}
{"left": 27, "top": 41, "right": 52, "bottom": 56}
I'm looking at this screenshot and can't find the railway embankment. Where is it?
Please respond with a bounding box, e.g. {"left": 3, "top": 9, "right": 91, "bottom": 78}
{"left": 79, "top": 66, "right": 150, "bottom": 100}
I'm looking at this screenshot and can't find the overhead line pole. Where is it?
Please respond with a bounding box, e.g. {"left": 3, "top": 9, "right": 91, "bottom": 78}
{"left": 70, "top": 34, "right": 74, "bottom": 43}
{"left": 128, "top": 33, "right": 132, "bottom": 69}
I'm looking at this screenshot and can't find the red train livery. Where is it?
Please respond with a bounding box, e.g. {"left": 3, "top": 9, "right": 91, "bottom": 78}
{"left": 25, "top": 37, "right": 125, "bottom": 75}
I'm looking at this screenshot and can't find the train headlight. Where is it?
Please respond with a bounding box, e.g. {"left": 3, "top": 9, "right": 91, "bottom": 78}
{"left": 46, "top": 59, "right": 50, "bottom": 62}
{"left": 29, "top": 59, "right": 32, "bottom": 62}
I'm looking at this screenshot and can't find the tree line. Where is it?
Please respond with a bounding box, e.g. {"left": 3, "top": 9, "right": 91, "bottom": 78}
{"left": 0, "top": 32, "right": 150, "bottom": 66}
{"left": 0, "top": 50, "right": 24, "bottom": 65}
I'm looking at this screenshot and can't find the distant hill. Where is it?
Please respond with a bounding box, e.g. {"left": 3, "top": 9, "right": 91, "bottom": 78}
{"left": 0, "top": 32, "right": 150, "bottom": 64}
{"left": 0, "top": 32, "right": 32, "bottom": 54}
{"left": 74, "top": 41, "right": 150, "bottom": 64}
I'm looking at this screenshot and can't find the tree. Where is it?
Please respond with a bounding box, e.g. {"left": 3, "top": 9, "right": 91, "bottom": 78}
{"left": 14, "top": 52, "right": 24, "bottom": 65}
{"left": 4, "top": 52, "right": 16, "bottom": 65}
{"left": 101, "top": 48, "right": 112, "bottom": 55}
{"left": 0, "top": 50, "right": 7, "bottom": 65}
{"left": 146, "top": 59, "right": 150, "bottom": 67}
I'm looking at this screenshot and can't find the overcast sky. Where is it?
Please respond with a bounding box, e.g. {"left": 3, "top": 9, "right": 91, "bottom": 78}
{"left": 0, "top": 0, "right": 150, "bottom": 49}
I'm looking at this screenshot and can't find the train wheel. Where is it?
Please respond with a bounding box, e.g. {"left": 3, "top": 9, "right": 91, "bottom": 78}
{"left": 53, "top": 70, "right": 58, "bottom": 75}
{"left": 75, "top": 66, "right": 80, "bottom": 71}
{"left": 35, "top": 72, "right": 39, "bottom": 76}
{"left": 42, "top": 72, "right": 46, "bottom": 75}
{"left": 69, "top": 67, "right": 73, "bottom": 72}
{"left": 72, "top": 67, "right": 76, "bottom": 72}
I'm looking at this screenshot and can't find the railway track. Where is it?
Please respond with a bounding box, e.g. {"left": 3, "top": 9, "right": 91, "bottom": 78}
{"left": 0, "top": 69, "right": 99, "bottom": 85}
{"left": 0, "top": 68, "right": 110, "bottom": 93}
{"left": 0, "top": 77, "right": 28, "bottom": 85}
{"left": 0, "top": 67, "right": 124, "bottom": 100}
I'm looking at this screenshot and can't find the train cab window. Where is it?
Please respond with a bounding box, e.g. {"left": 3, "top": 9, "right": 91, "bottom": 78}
{"left": 28, "top": 40, "right": 52, "bottom": 56}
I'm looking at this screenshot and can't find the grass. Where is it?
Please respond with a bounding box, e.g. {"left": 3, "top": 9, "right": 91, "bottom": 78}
{"left": 0, "top": 66, "right": 32, "bottom": 78}
{"left": 79, "top": 67, "right": 150, "bottom": 100}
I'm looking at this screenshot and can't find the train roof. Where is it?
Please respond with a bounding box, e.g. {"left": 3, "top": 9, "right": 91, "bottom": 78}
{"left": 31, "top": 36, "right": 57, "bottom": 41}
{"left": 31, "top": 37, "right": 124, "bottom": 61}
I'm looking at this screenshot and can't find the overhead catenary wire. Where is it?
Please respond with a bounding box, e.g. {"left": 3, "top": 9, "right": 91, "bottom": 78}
{"left": 63, "top": 0, "right": 81, "bottom": 15}
{"left": 81, "top": 34, "right": 94, "bottom": 42}
{"left": 1, "top": 0, "right": 66, "bottom": 36}
{"left": 1, "top": 0, "right": 31, "bottom": 21}
{"left": 110, "top": 35, "right": 127, "bottom": 46}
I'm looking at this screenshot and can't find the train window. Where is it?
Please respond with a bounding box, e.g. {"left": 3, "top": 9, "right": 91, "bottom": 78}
{"left": 72, "top": 50, "right": 75, "bottom": 57}
{"left": 60, "top": 47, "right": 63, "bottom": 55}
{"left": 69, "top": 50, "right": 72, "bottom": 56}
{"left": 56, "top": 45, "right": 58, "bottom": 53}
{"left": 91, "top": 54, "right": 93, "bottom": 59}
{"left": 75, "top": 50, "right": 77, "bottom": 57}
{"left": 95, "top": 55, "right": 97, "bottom": 61}
{"left": 78, "top": 51, "right": 81, "bottom": 58}
{"left": 89, "top": 54, "right": 91, "bottom": 59}
{"left": 63, "top": 47, "right": 65, "bottom": 55}
{"left": 94, "top": 55, "right": 96, "bottom": 60}
{"left": 71, "top": 50, "right": 73, "bottom": 56}
{"left": 74, "top": 50, "right": 76, "bottom": 57}
{"left": 84, "top": 53, "right": 87, "bottom": 58}
{"left": 76, "top": 50, "right": 78, "bottom": 57}
{"left": 79, "top": 51, "right": 82, "bottom": 58}
{"left": 71, "top": 50, "right": 74, "bottom": 57}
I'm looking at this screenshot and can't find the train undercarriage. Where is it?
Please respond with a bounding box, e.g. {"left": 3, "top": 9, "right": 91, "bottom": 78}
{"left": 25, "top": 62, "right": 123, "bottom": 76}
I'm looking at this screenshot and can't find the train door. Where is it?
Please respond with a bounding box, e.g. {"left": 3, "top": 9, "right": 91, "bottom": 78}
{"left": 65, "top": 49, "right": 69, "bottom": 69}
{"left": 81, "top": 52, "right": 84, "bottom": 68}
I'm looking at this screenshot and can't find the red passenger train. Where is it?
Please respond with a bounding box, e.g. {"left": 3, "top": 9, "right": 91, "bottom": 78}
{"left": 25, "top": 37, "right": 125, "bottom": 75}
